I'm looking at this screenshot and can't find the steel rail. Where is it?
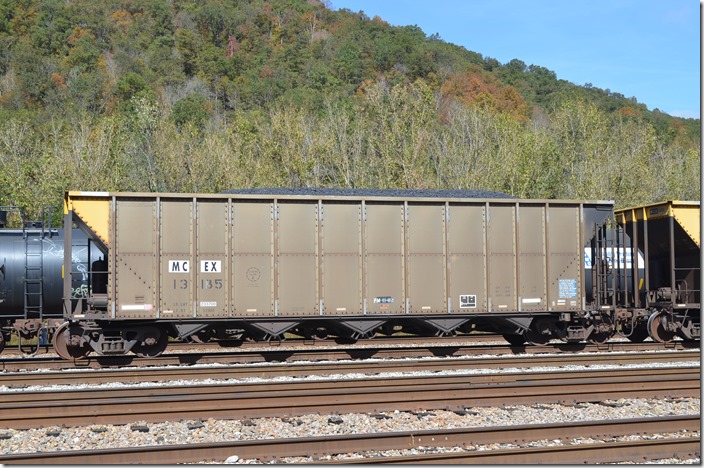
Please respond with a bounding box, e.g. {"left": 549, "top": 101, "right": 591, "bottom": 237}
{"left": 330, "top": 437, "right": 701, "bottom": 464}
{"left": 1, "top": 366, "right": 697, "bottom": 404}
{"left": 0, "top": 350, "right": 698, "bottom": 388}
{"left": 0, "top": 415, "right": 698, "bottom": 464}
{"left": 0, "top": 340, "right": 698, "bottom": 373}
{"left": 0, "top": 366, "right": 698, "bottom": 430}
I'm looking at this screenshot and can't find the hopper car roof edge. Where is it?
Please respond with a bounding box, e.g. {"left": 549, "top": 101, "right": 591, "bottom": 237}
{"left": 615, "top": 200, "right": 701, "bottom": 213}
{"left": 65, "top": 190, "right": 614, "bottom": 206}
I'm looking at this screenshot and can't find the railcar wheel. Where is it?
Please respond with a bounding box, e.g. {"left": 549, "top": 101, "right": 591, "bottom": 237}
{"left": 525, "top": 331, "right": 550, "bottom": 346}
{"left": 524, "top": 319, "right": 552, "bottom": 346}
{"left": 647, "top": 311, "right": 677, "bottom": 343}
{"left": 503, "top": 334, "right": 526, "bottom": 346}
{"left": 52, "top": 322, "right": 91, "bottom": 360}
{"left": 132, "top": 326, "right": 168, "bottom": 357}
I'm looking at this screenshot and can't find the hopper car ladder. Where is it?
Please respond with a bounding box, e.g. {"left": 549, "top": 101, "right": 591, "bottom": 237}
{"left": 593, "top": 222, "right": 632, "bottom": 309}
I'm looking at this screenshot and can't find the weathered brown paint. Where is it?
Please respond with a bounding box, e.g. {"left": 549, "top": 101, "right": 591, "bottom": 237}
{"left": 65, "top": 192, "right": 614, "bottom": 320}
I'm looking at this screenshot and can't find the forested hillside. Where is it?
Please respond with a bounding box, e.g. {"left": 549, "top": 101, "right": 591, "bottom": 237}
{"left": 0, "top": 0, "right": 699, "bottom": 216}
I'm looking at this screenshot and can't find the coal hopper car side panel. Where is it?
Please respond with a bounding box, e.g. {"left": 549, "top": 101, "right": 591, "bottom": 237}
{"left": 486, "top": 204, "right": 517, "bottom": 312}
{"left": 546, "top": 204, "right": 583, "bottom": 312}
{"left": 446, "top": 203, "right": 487, "bottom": 312}
{"left": 64, "top": 192, "right": 614, "bottom": 323}
{"left": 516, "top": 204, "right": 547, "bottom": 313}
{"left": 276, "top": 201, "right": 319, "bottom": 317}
{"left": 158, "top": 198, "right": 192, "bottom": 319}
{"left": 232, "top": 200, "right": 274, "bottom": 317}
{"left": 114, "top": 198, "right": 158, "bottom": 319}
{"left": 320, "top": 201, "right": 362, "bottom": 316}
{"left": 406, "top": 203, "right": 446, "bottom": 314}
{"left": 195, "top": 199, "right": 229, "bottom": 318}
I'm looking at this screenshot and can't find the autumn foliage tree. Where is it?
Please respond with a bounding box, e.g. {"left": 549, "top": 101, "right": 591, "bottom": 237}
{"left": 0, "top": 0, "right": 698, "bottom": 219}
{"left": 440, "top": 70, "right": 530, "bottom": 122}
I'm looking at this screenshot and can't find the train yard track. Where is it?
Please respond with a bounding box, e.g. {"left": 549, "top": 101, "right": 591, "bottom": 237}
{"left": 0, "top": 415, "right": 698, "bottom": 464}
{"left": 1, "top": 349, "right": 699, "bottom": 387}
{"left": 0, "top": 343, "right": 701, "bottom": 464}
{"left": 0, "top": 337, "right": 697, "bottom": 372}
{"left": 1, "top": 365, "right": 698, "bottom": 430}
{"left": 334, "top": 436, "right": 700, "bottom": 465}
{"left": 1, "top": 336, "right": 699, "bottom": 464}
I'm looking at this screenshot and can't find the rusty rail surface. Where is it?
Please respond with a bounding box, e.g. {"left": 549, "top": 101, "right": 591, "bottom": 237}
{"left": 0, "top": 350, "right": 699, "bottom": 388}
{"left": 0, "top": 366, "right": 698, "bottom": 430}
{"left": 2, "top": 366, "right": 695, "bottom": 404}
{"left": 0, "top": 339, "right": 698, "bottom": 372}
{"left": 0, "top": 415, "right": 698, "bottom": 464}
{"left": 332, "top": 438, "right": 701, "bottom": 464}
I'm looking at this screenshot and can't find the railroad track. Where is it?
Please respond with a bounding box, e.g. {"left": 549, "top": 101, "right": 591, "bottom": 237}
{"left": 1, "top": 350, "right": 699, "bottom": 387}
{"left": 0, "top": 365, "right": 698, "bottom": 430}
{"left": 0, "top": 338, "right": 697, "bottom": 372}
{"left": 335, "top": 437, "right": 700, "bottom": 465}
{"left": 0, "top": 415, "right": 698, "bottom": 464}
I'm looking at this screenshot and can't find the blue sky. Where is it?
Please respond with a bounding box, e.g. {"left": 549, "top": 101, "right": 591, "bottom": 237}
{"left": 332, "top": 0, "right": 700, "bottom": 119}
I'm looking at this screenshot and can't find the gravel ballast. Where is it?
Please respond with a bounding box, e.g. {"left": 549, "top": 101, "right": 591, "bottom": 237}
{"left": 0, "top": 398, "right": 699, "bottom": 463}
{"left": 0, "top": 372, "right": 699, "bottom": 464}
{"left": 0, "top": 353, "right": 699, "bottom": 463}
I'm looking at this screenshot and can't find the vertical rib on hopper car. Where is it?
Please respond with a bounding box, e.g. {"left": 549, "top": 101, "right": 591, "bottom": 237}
{"left": 57, "top": 190, "right": 621, "bottom": 359}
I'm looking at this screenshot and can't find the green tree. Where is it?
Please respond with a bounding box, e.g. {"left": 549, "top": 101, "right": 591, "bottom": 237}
{"left": 171, "top": 93, "right": 210, "bottom": 129}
